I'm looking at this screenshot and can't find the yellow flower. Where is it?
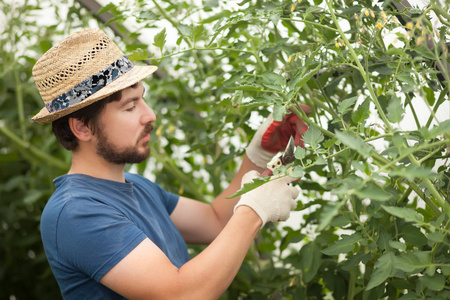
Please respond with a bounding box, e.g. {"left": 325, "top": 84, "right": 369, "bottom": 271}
{"left": 156, "top": 127, "right": 162, "bottom": 137}
{"left": 339, "top": 39, "right": 345, "bottom": 46}
{"left": 376, "top": 23, "right": 383, "bottom": 30}
{"left": 291, "top": 4, "right": 295, "bottom": 11}
{"left": 298, "top": 0, "right": 301, "bottom": 3}
{"left": 370, "top": 10, "right": 375, "bottom": 18}
{"left": 288, "top": 55, "right": 293, "bottom": 63}
{"left": 365, "top": 9, "right": 369, "bottom": 17}
{"left": 354, "top": 13, "right": 358, "bottom": 20}
{"left": 168, "top": 126, "right": 175, "bottom": 132}
{"left": 335, "top": 42, "right": 340, "bottom": 48}
{"left": 381, "top": 11, "right": 387, "bottom": 23}
{"left": 406, "top": 22, "right": 414, "bottom": 30}
{"left": 416, "top": 36, "right": 424, "bottom": 46}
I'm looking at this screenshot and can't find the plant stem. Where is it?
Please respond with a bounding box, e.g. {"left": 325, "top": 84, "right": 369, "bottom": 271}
{"left": 151, "top": 0, "right": 206, "bottom": 78}
{"left": 325, "top": 0, "right": 393, "bottom": 132}
{"left": 249, "top": 38, "right": 266, "bottom": 72}
{"left": 408, "top": 153, "right": 447, "bottom": 209}
{"left": 418, "top": 144, "right": 446, "bottom": 164}
{"left": 280, "top": 17, "right": 339, "bottom": 32}
{"left": 290, "top": 105, "right": 336, "bottom": 139}
{"left": 0, "top": 124, "right": 68, "bottom": 170}
{"left": 14, "top": 68, "right": 26, "bottom": 140}
{"left": 151, "top": 146, "right": 206, "bottom": 202}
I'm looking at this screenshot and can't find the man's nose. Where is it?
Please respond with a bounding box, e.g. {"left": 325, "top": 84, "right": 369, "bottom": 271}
{"left": 141, "top": 103, "right": 156, "bottom": 124}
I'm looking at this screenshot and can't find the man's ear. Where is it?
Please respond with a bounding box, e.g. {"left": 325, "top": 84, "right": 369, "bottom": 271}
{"left": 68, "top": 118, "right": 93, "bottom": 142}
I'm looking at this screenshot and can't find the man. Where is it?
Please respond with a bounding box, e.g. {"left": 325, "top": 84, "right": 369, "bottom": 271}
{"left": 32, "top": 28, "right": 309, "bottom": 299}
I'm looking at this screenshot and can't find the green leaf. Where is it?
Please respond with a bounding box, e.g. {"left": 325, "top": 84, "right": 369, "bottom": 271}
{"left": 386, "top": 95, "right": 404, "bottom": 123}
{"left": 127, "top": 48, "right": 150, "bottom": 61}
{"left": 397, "top": 72, "right": 415, "bottom": 86}
{"left": 177, "top": 23, "right": 191, "bottom": 36}
{"left": 334, "top": 130, "right": 372, "bottom": 158}
{"left": 423, "top": 86, "right": 435, "bottom": 105}
{"left": 303, "top": 125, "right": 324, "bottom": 149}
{"left": 341, "top": 252, "right": 371, "bottom": 271}
{"left": 427, "top": 231, "right": 444, "bottom": 243}
{"left": 353, "top": 182, "right": 392, "bottom": 202}
{"left": 337, "top": 96, "right": 358, "bottom": 114}
{"left": 393, "top": 253, "right": 416, "bottom": 273}
{"left": 401, "top": 224, "right": 428, "bottom": 246}
{"left": 228, "top": 84, "right": 264, "bottom": 92}
{"left": 299, "top": 242, "right": 322, "bottom": 282}
{"left": 96, "top": 3, "right": 117, "bottom": 15}
{"left": 389, "top": 240, "right": 406, "bottom": 251}
{"left": 226, "top": 176, "right": 268, "bottom": 198}
{"left": 273, "top": 102, "right": 287, "bottom": 122}
{"left": 321, "top": 232, "right": 362, "bottom": 255}
{"left": 153, "top": 28, "right": 167, "bottom": 52}
{"left": 261, "top": 71, "right": 286, "bottom": 87}
{"left": 314, "top": 156, "right": 327, "bottom": 165}
{"left": 192, "top": 24, "right": 205, "bottom": 42}
{"left": 294, "top": 146, "right": 305, "bottom": 160}
{"left": 441, "top": 266, "right": 450, "bottom": 276}
{"left": 419, "top": 274, "right": 445, "bottom": 291}
{"left": 139, "top": 10, "right": 159, "bottom": 21}
{"left": 288, "top": 64, "right": 321, "bottom": 92}
{"left": 381, "top": 205, "right": 424, "bottom": 223}
{"left": 318, "top": 200, "right": 345, "bottom": 231}
{"left": 390, "top": 164, "right": 437, "bottom": 181}
{"left": 290, "top": 166, "right": 304, "bottom": 178}
{"left": 199, "top": 10, "right": 231, "bottom": 24}
{"left": 420, "top": 119, "right": 450, "bottom": 139}
{"left": 366, "top": 252, "right": 395, "bottom": 290}
{"left": 414, "top": 45, "right": 435, "bottom": 60}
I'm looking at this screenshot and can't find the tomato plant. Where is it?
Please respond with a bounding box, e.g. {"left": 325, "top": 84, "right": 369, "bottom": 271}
{"left": 1, "top": 0, "right": 449, "bottom": 299}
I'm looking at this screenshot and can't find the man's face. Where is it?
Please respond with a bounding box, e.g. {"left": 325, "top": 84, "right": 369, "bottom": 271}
{"left": 94, "top": 82, "right": 156, "bottom": 165}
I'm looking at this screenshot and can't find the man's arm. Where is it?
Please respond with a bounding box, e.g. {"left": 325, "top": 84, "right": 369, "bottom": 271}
{"left": 170, "top": 154, "right": 265, "bottom": 244}
{"left": 100, "top": 205, "right": 261, "bottom": 300}
{"left": 100, "top": 172, "right": 298, "bottom": 299}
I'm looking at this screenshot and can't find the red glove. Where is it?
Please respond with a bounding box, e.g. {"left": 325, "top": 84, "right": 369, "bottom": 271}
{"left": 261, "top": 105, "right": 311, "bottom": 153}
{"left": 246, "top": 105, "right": 311, "bottom": 169}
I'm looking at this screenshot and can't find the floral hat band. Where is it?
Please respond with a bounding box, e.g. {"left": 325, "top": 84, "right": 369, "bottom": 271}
{"left": 45, "top": 55, "right": 134, "bottom": 113}
{"left": 32, "top": 28, "right": 158, "bottom": 124}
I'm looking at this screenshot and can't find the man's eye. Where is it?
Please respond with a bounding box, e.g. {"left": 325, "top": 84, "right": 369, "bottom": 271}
{"left": 125, "top": 104, "right": 136, "bottom": 112}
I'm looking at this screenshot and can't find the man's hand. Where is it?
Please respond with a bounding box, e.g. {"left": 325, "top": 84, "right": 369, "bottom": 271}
{"left": 234, "top": 170, "right": 299, "bottom": 227}
{"left": 246, "top": 105, "right": 311, "bottom": 168}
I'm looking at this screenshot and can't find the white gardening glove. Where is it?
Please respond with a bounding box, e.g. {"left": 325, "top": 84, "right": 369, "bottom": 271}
{"left": 234, "top": 170, "right": 299, "bottom": 227}
{"left": 246, "top": 114, "right": 275, "bottom": 169}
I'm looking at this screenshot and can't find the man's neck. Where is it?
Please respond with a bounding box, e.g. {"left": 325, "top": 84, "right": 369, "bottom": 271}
{"left": 68, "top": 150, "right": 126, "bottom": 183}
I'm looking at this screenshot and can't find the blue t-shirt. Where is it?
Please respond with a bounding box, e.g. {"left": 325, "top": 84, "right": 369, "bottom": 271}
{"left": 40, "top": 173, "right": 190, "bottom": 299}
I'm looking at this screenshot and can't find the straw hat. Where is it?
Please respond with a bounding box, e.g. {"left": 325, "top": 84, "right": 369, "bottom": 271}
{"left": 32, "top": 28, "right": 157, "bottom": 124}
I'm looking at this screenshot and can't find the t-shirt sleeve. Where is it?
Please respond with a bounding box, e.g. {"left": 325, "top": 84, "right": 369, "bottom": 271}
{"left": 153, "top": 183, "right": 179, "bottom": 214}
{"left": 56, "top": 199, "right": 146, "bottom": 282}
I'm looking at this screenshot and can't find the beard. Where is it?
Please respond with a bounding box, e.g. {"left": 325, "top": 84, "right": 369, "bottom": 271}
{"left": 95, "top": 123, "right": 154, "bottom": 165}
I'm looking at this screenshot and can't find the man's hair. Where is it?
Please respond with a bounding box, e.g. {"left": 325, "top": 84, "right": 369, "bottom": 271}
{"left": 52, "top": 82, "right": 140, "bottom": 150}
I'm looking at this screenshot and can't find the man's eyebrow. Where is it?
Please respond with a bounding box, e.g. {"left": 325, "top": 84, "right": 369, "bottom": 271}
{"left": 119, "top": 84, "right": 146, "bottom": 107}
{"left": 120, "top": 96, "right": 140, "bottom": 108}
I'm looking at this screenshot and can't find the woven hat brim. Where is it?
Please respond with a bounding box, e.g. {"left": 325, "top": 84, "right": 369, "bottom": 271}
{"left": 32, "top": 65, "right": 158, "bottom": 124}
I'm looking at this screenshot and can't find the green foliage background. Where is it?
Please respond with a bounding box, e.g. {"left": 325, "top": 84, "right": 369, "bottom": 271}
{"left": 1, "top": 0, "right": 449, "bottom": 299}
